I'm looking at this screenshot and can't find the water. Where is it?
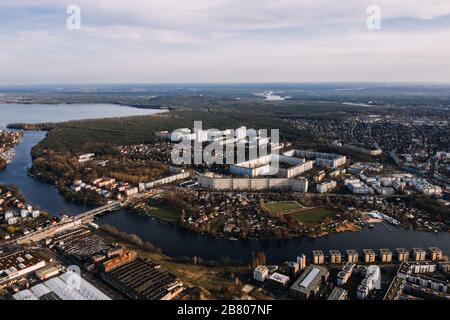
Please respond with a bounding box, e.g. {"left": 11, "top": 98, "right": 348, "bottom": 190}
{"left": 0, "top": 103, "right": 164, "bottom": 128}
{"left": 1, "top": 104, "right": 449, "bottom": 264}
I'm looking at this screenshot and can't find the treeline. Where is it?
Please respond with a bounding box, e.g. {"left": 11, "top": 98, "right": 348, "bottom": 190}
{"left": 161, "top": 191, "right": 200, "bottom": 216}
{"left": 173, "top": 251, "right": 267, "bottom": 269}
{"left": 0, "top": 157, "right": 6, "bottom": 171}
{"left": 407, "top": 196, "right": 450, "bottom": 220}
{"left": 173, "top": 255, "right": 244, "bottom": 267}
{"left": 35, "top": 109, "right": 311, "bottom": 154}
{"left": 101, "top": 224, "right": 162, "bottom": 253}
{"left": 7, "top": 123, "right": 56, "bottom": 131}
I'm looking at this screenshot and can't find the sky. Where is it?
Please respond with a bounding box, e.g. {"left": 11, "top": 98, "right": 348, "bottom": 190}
{"left": 1, "top": 0, "right": 450, "bottom": 85}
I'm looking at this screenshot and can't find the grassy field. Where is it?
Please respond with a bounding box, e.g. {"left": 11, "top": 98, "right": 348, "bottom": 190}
{"left": 291, "top": 207, "right": 333, "bottom": 224}
{"left": 264, "top": 201, "right": 304, "bottom": 214}
{"left": 148, "top": 205, "right": 181, "bottom": 223}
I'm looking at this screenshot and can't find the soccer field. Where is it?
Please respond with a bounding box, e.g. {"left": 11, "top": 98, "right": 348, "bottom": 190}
{"left": 290, "top": 208, "right": 333, "bottom": 224}
{"left": 264, "top": 201, "right": 304, "bottom": 214}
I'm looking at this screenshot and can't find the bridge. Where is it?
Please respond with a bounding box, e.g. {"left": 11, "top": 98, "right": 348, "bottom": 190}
{"left": 14, "top": 201, "right": 124, "bottom": 244}
{"left": 11, "top": 191, "right": 159, "bottom": 245}
{"left": 74, "top": 200, "right": 123, "bottom": 221}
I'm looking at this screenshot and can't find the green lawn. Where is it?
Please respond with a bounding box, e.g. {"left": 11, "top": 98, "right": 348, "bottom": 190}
{"left": 291, "top": 208, "right": 333, "bottom": 224}
{"left": 148, "top": 205, "right": 181, "bottom": 223}
{"left": 264, "top": 201, "right": 304, "bottom": 214}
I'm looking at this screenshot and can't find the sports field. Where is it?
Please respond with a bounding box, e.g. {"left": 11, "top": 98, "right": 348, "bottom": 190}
{"left": 290, "top": 207, "right": 333, "bottom": 224}
{"left": 263, "top": 201, "right": 304, "bottom": 214}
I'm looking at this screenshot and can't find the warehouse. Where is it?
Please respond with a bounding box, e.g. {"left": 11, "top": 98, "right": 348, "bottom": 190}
{"left": 13, "top": 272, "right": 110, "bottom": 300}
{"left": 289, "top": 265, "right": 329, "bottom": 300}
{"left": 100, "top": 258, "right": 183, "bottom": 300}
{"left": 0, "top": 250, "right": 46, "bottom": 283}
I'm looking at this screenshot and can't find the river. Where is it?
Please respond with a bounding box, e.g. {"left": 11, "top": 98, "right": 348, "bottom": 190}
{"left": 0, "top": 103, "right": 449, "bottom": 264}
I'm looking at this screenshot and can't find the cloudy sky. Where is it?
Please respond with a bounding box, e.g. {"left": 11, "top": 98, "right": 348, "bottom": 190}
{"left": 1, "top": 0, "right": 450, "bottom": 85}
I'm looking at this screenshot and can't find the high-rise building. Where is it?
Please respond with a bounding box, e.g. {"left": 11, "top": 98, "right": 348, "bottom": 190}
{"left": 297, "top": 254, "right": 307, "bottom": 270}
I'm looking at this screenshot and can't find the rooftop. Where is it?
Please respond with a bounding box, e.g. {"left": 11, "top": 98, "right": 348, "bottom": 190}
{"left": 290, "top": 265, "right": 329, "bottom": 294}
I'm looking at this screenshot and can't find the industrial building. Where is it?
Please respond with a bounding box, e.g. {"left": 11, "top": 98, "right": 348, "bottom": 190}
{"left": 0, "top": 250, "right": 46, "bottom": 283}
{"left": 312, "top": 251, "right": 325, "bottom": 265}
{"left": 100, "top": 258, "right": 183, "bottom": 300}
{"left": 101, "top": 250, "right": 137, "bottom": 272}
{"left": 35, "top": 265, "right": 60, "bottom": 281}
{"left": 289, "top": 265, "right": 329, "bottom": 300}
{"left": 13, "top": 272, "right": 111, "bottom": 300}
{"left": 363, "top": 249, "right": 376, "bottom": 264}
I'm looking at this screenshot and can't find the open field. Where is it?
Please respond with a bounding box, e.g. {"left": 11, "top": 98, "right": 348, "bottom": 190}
{"left": 264, "top": 201, "right": 304, "bottom": 215}
{"left": 148, "top": 205, "right": 181, "bottom": 223}
{"left": 290, "top": 207, "right": 333, "bottom": 224}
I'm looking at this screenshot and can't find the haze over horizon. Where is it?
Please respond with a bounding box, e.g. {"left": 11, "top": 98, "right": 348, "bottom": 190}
{"left": 1, "top": 0, "right": 450, "bottom": 85}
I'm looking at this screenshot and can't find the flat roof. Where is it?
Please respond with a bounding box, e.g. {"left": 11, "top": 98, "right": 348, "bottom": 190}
{"left": 0, "top": 250, "right": 44, "bottom": 276}
{"left": 328, "top": 287, "right": 347, "bottom": 300}
{"left": 300, "top": 268, "right": 320, "bottom": 288}
{"left": 269, "top": 272, "right": 290, "bottom": 284}
{"left": 290, "top": 265, "right": 329, "bottom": 293}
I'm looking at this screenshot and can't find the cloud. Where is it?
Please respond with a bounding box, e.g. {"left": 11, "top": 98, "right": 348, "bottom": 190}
{"left": 1, "top": 0, "right": 450, "bottom": 84}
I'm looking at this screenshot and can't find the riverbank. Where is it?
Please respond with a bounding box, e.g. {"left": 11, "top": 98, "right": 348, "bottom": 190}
{"left": 1, "top": 105, "right": 449, "bottom": 265}
{"left": 98, "top": 226, "right": 251, "bottom": 299}
{"left": 0, "top": 130, "right": 23, "bottom": 170}
{"left": 131, "top": 201, "right": 363, "bottom": 241}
